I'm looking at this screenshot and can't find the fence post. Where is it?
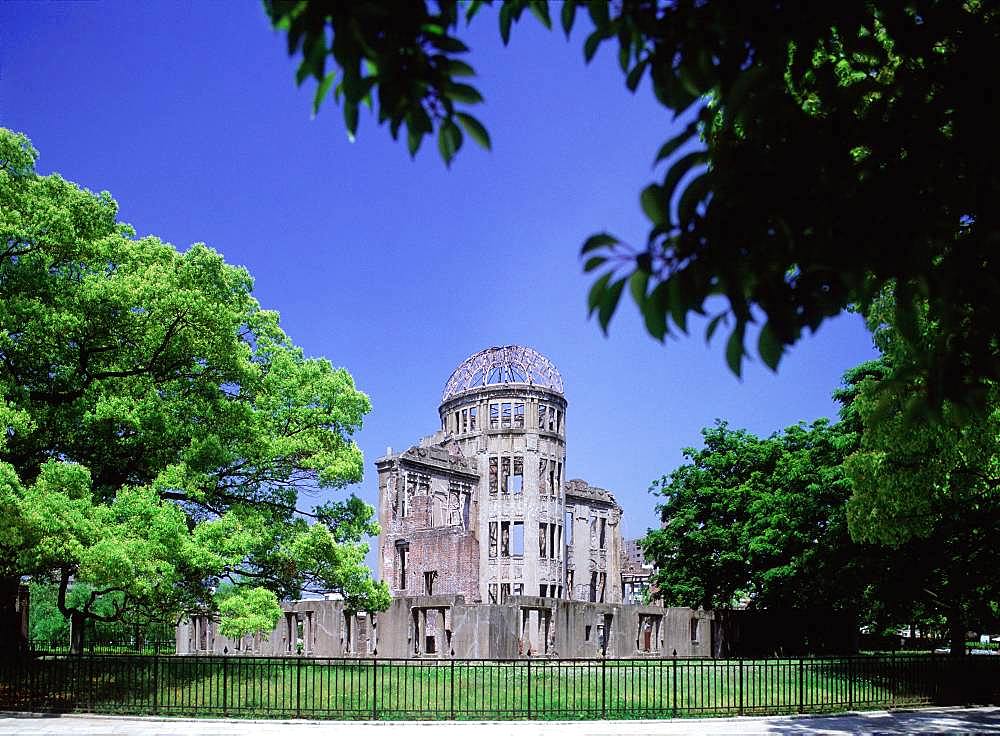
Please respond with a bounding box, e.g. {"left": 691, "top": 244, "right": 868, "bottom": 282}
{"left": 798, "top": 657, "right": 804, "bottom": 713}
{"left": 222, "top": 653, "right": 229, "bottom": 718}
{"left": 296, "top": 654, "right": 302, "bottom": 719}
{"left": 601, "top": 657, "right": 607, "bottom": 719}
{"left": 672, "top": 654, "right": 678, "bottom": 717}
{"left": 848, "top": 656, "right": 853, "bottom": 710}
{"left": 738, "top": 658, "right": 743, "bottom": 716}
{"left": 152, "top": 652, "right": 159, "bottom": 715}
{"left": 527, "top": 659, "right": 532, "bottom": 720}
{"left": 449, "top": 658, "right": 455, "bottom": 720}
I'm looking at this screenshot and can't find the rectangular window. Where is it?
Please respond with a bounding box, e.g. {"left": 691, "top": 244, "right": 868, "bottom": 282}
{"left": 501, "top": 402, "right": 512, "bottom": 428}
{"left": 566, "top": 570, "right": 574, "bottom": 599}
{"left": 469, "top": 406, "right": 477, "bottom": 430}
{"left": 513, "top": 583, "right": 523, "bottom": 596}
{"left": 501, "top": 456, "right": 510, "bottom": 495}
{"left": 538, "top": 459, "right": 548, "bottom": 495}
{"left": 424, "top": 571, "right": 436, "bottom": 595}
{"left": 550, "top": 523, "right": 557, "bottom": 559}
{"left": 455, "top": 411, "right": 460, "bottom": 432}
{"left": 500, "top": 583, "right": 511, "bottom": 604}
{"left": 590, "top": 512, "right": 598, "bottom": 548}
{"left": 599, "top": 572, "right": 607, "bottom": 602}
{"left": 417, "top": 475, "right": 430, "bottom": 495}
{"left": 489, "top": 522, "right": 498, "bottom": 558}
{"left": 489, "top": 403, "right": 499, "bottom": 429}
{"left": 539, "top": 584, "right": 547, "bottom": 597}
{"left": 565, "top": 510, "right": 573, "bottom": 544}
{"left": 556, "top": 461, "right": 562, "bottom": 490}
{"left": 599, "top": 517, "right": 607, "bottom": 549}
{"left": 549, "top": 463, "right": 556, "bottom": 495}
{"left": 538, "top": 523, "right": 548, "bottom": 558}
{"left": 500, "top": 520, "right": 511, "bottom": 557}
{"left": 461, "top": 409, "right": 468, "bottom": 433}
{"left": 538, "top": 404, "right": 547, "bottom": 430}
{"left": 555, "top": 409, "right": 561, "bottom": 433}
{"left": 691, "top": 618, "right": 699, "bottom": 643}
{"left": 589, "top": 571, "right": 597, "bottom": 602}
{"left": 511, "top": 456, "right": 523, "bottom": 494}
{"left": 547, "top": 408, "right": 556, "bottom": 432}
{"left": 397, "top": 546, "right": 407, "bottom": 590}
{"left": 489, "top": 457, "right": 498, "bottom": 494}
{"left": 488, "top": 584, "right": 498, "bottom": 604}
{"left": 512, "top": 521, "right": 524, "bottom": 556}
{"left": 513, "top": 403, "right": 524, "bottom": 428}
{"left": 585, "top": 624, "right": 592, "bottom": 641}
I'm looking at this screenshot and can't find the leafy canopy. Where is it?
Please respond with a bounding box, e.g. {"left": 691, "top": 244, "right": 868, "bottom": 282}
{"left": 0, "top": 128, "right": 389, "bottom": 639}
{"left": 267, "top": 0, "right": 1000, "bottom": 411}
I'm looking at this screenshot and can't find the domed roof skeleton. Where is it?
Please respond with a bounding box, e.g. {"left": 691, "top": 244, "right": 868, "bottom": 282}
{"left": 441, "top": 345, "right": 564, "bottom": 403}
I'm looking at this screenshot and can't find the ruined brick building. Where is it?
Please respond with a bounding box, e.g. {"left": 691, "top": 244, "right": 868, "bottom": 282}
{"left": 376, "top": 345, "right": 623, "bottom": 605}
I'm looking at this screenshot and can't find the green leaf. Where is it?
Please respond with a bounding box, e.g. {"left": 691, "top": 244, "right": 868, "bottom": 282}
{"left": 598, "top": 276, "right": 627, "bottom": 333}
{"left": 725, "top": 323, "right": 746, "bottom": 378}
{"left": 626, "top": 59, "right": 649, "bottom": 92}
{"left": 446, "top": 59, "right": 476, "bottom": 77}
{"left": 528, "top": 0, "right": 552, "bottom": 29}
{"left": 757, "top": 322, "right": 782, "bottom": 371}
{"left": 662, "top": 151, "right": 708, "bottom": 218}
{"left": 455, "top": 112, "right": 491, "bottom": 150}
{"left": 581, "top": 232, "right": 619, "bottom": 254}
{"left": 344, "top": 101, "right": 359, "bottom": 141}
{"left": 666, "top": 277, "right": 689, "bottom": 333}
{"left": 429, "top": 35, "right": 470, "bottom": 53}
{"left": 640, "top": 184, "right": 667, "bottom": 225}
{"left": 677, "top": 171, "right": 712, "bottom": 225}
{"left": 583, "top": 255, "right": 607, "bottom": 273}
{"left": 437, "top": 119, "right": 463, "bottom": 166}
{"left": 587, "top": 271, "right": 613, "bottom": 316}
{"left": 561, "top": 0, "right": 577, "bottom": 36}
{"left": 444, "top": 83, "right": 484, "bottom": 104}
{"left": 653, "top": 120, "right": 698, "bottom": 165}
{"left": 587, "top": 0, "right": 610, "bottom": 28}
{"left": 499, "top": 2, "right": 513, "bottom": 44}
{"left": 629, "top": 269, "right": 649, "bottom": 306}
{"left": 584, "top": 31, "right": 602, "bottom": 63}
{"left": 312, "top": 73, "right": 336, "bottom": 117}
{"left": 642, "top": 282, "right": 670, "bottom": 341}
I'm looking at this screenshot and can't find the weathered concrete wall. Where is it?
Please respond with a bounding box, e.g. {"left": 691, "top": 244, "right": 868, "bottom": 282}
{"left": 177, "top": 597, "right": 714, "bottom": 659}
{"left": 565, "top": 481, "right": 624, "bottom": 604}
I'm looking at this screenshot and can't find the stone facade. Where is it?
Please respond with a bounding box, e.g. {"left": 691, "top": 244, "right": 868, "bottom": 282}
{"left": 377, "top": 345, "right": 625, "bottom": 605}
{"left": 177, "top": 596, "right": 715, "bottom": 659}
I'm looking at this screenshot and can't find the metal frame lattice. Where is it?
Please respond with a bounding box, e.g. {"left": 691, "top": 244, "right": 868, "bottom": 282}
{"left": 441, "top": 345, "right": 564, "bottom": 402}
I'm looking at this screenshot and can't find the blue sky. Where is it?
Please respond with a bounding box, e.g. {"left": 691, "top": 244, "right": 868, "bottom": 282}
{"left": 2, "top": 2, "right": 878, "bottom": 556}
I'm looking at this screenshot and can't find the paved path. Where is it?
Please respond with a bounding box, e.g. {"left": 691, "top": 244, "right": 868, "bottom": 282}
{"left": 2, "top": 708, "right": 999, "bottom": 735}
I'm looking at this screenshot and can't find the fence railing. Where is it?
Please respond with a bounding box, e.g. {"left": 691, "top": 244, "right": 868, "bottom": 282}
{"left": 2, "top": 652, "right": 997, "bottom": 720}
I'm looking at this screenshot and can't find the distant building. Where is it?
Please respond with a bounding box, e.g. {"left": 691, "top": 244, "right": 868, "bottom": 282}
{"left": 621, "top": 538, "right": 655, "bottom": 605}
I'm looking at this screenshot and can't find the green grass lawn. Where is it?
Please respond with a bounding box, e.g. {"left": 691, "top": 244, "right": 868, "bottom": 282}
{"left": 1, "top": 654, "right": 972, "bottom": 721}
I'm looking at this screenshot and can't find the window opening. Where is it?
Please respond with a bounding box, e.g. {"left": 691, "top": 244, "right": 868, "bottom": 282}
{"left": 511, "top": 521, "right": 524, "bottom": 556}
{"left": 488, "top": 585, "right": 498, "bottom": 604}
{"left": 500, "top": 583, "right": 511, "bottom": 604}
{"left": 585, "top": 625, "right": 592, "bottom": 641}
{"left": 501, "top": 402, "right": 512, "bottom": 428}
{"left": 539, "top": 584, "right": 547, "bottom": 597}
{"left": 589, "top": 571, "right": 597, "bottom": 602}
{"left": 513, "top": 403, "right": 524, "bottom": 428}
{"left": 424, "top": 571, "right": 437, "bottom": 595}
{"left": 538, "top": 404, "right": 547, "bottom": 430}
{"left": 599, "top": 517, "right": 607, "bottom": 549}
{"left": 461, "top": 409, "right": 468, "bottom": 433}
{"left": 489, "top": 457, "right": 498, "bottom": 494}
{"left": 500, "top": 521, "right": 510, "bottom": 557}
{"left": 539, "top": 523, "right": 548, "bottom": 558}
{"left": 489, "top": 403, "right": 499, "bottom": 429}
{"left": 513, "top": 583, "right": 523, "bottom": 596}
{"left": 550, "top": 524, "right": 557, "bottom": 559}
{"left": 469, "top": 406, "right": 477, "bottom": 430}
{"left": 501, "top": 457, "right": 510, "bottom": 495}
{"left": 690, "top": 617, "right": 700, "bottom": 643}
{"left": 510, "top": 456, "right": 523, "bottom": 494}
{"left": 538, "top": 459, "right": 548, "bottom": 495}
{"left": 489, "top": 522, "right": 498, "bottom": 558}
{"left": 564, "top": 510, "right": 573, "bottom": 544}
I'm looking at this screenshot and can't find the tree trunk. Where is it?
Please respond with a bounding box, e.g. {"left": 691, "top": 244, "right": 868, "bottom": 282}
{"left": 0, "top": 575, "right": 26, "bottom": 657}
{"left": 70, "top": 610, "right": 85, "bottom": 655}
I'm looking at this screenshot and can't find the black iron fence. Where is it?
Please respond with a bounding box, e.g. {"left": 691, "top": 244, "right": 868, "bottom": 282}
{"left": 2, "top": 652, "right": 997, "bottom": 720}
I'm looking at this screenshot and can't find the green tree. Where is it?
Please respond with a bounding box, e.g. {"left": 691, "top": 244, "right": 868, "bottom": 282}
{"left": 216, "top": 586, "right": 282, "bottom": 651}
{"left": 0, "top": 128, "right": 389, "bottom": 653}
{"left": 844, "top": 290, "right": 1000, "bottom": 653}
{"left": 266, "top": 0, "right": 1000, "bottom": 411}
{"left": 643, "top": 419, "right": 875, "bottom": 615}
